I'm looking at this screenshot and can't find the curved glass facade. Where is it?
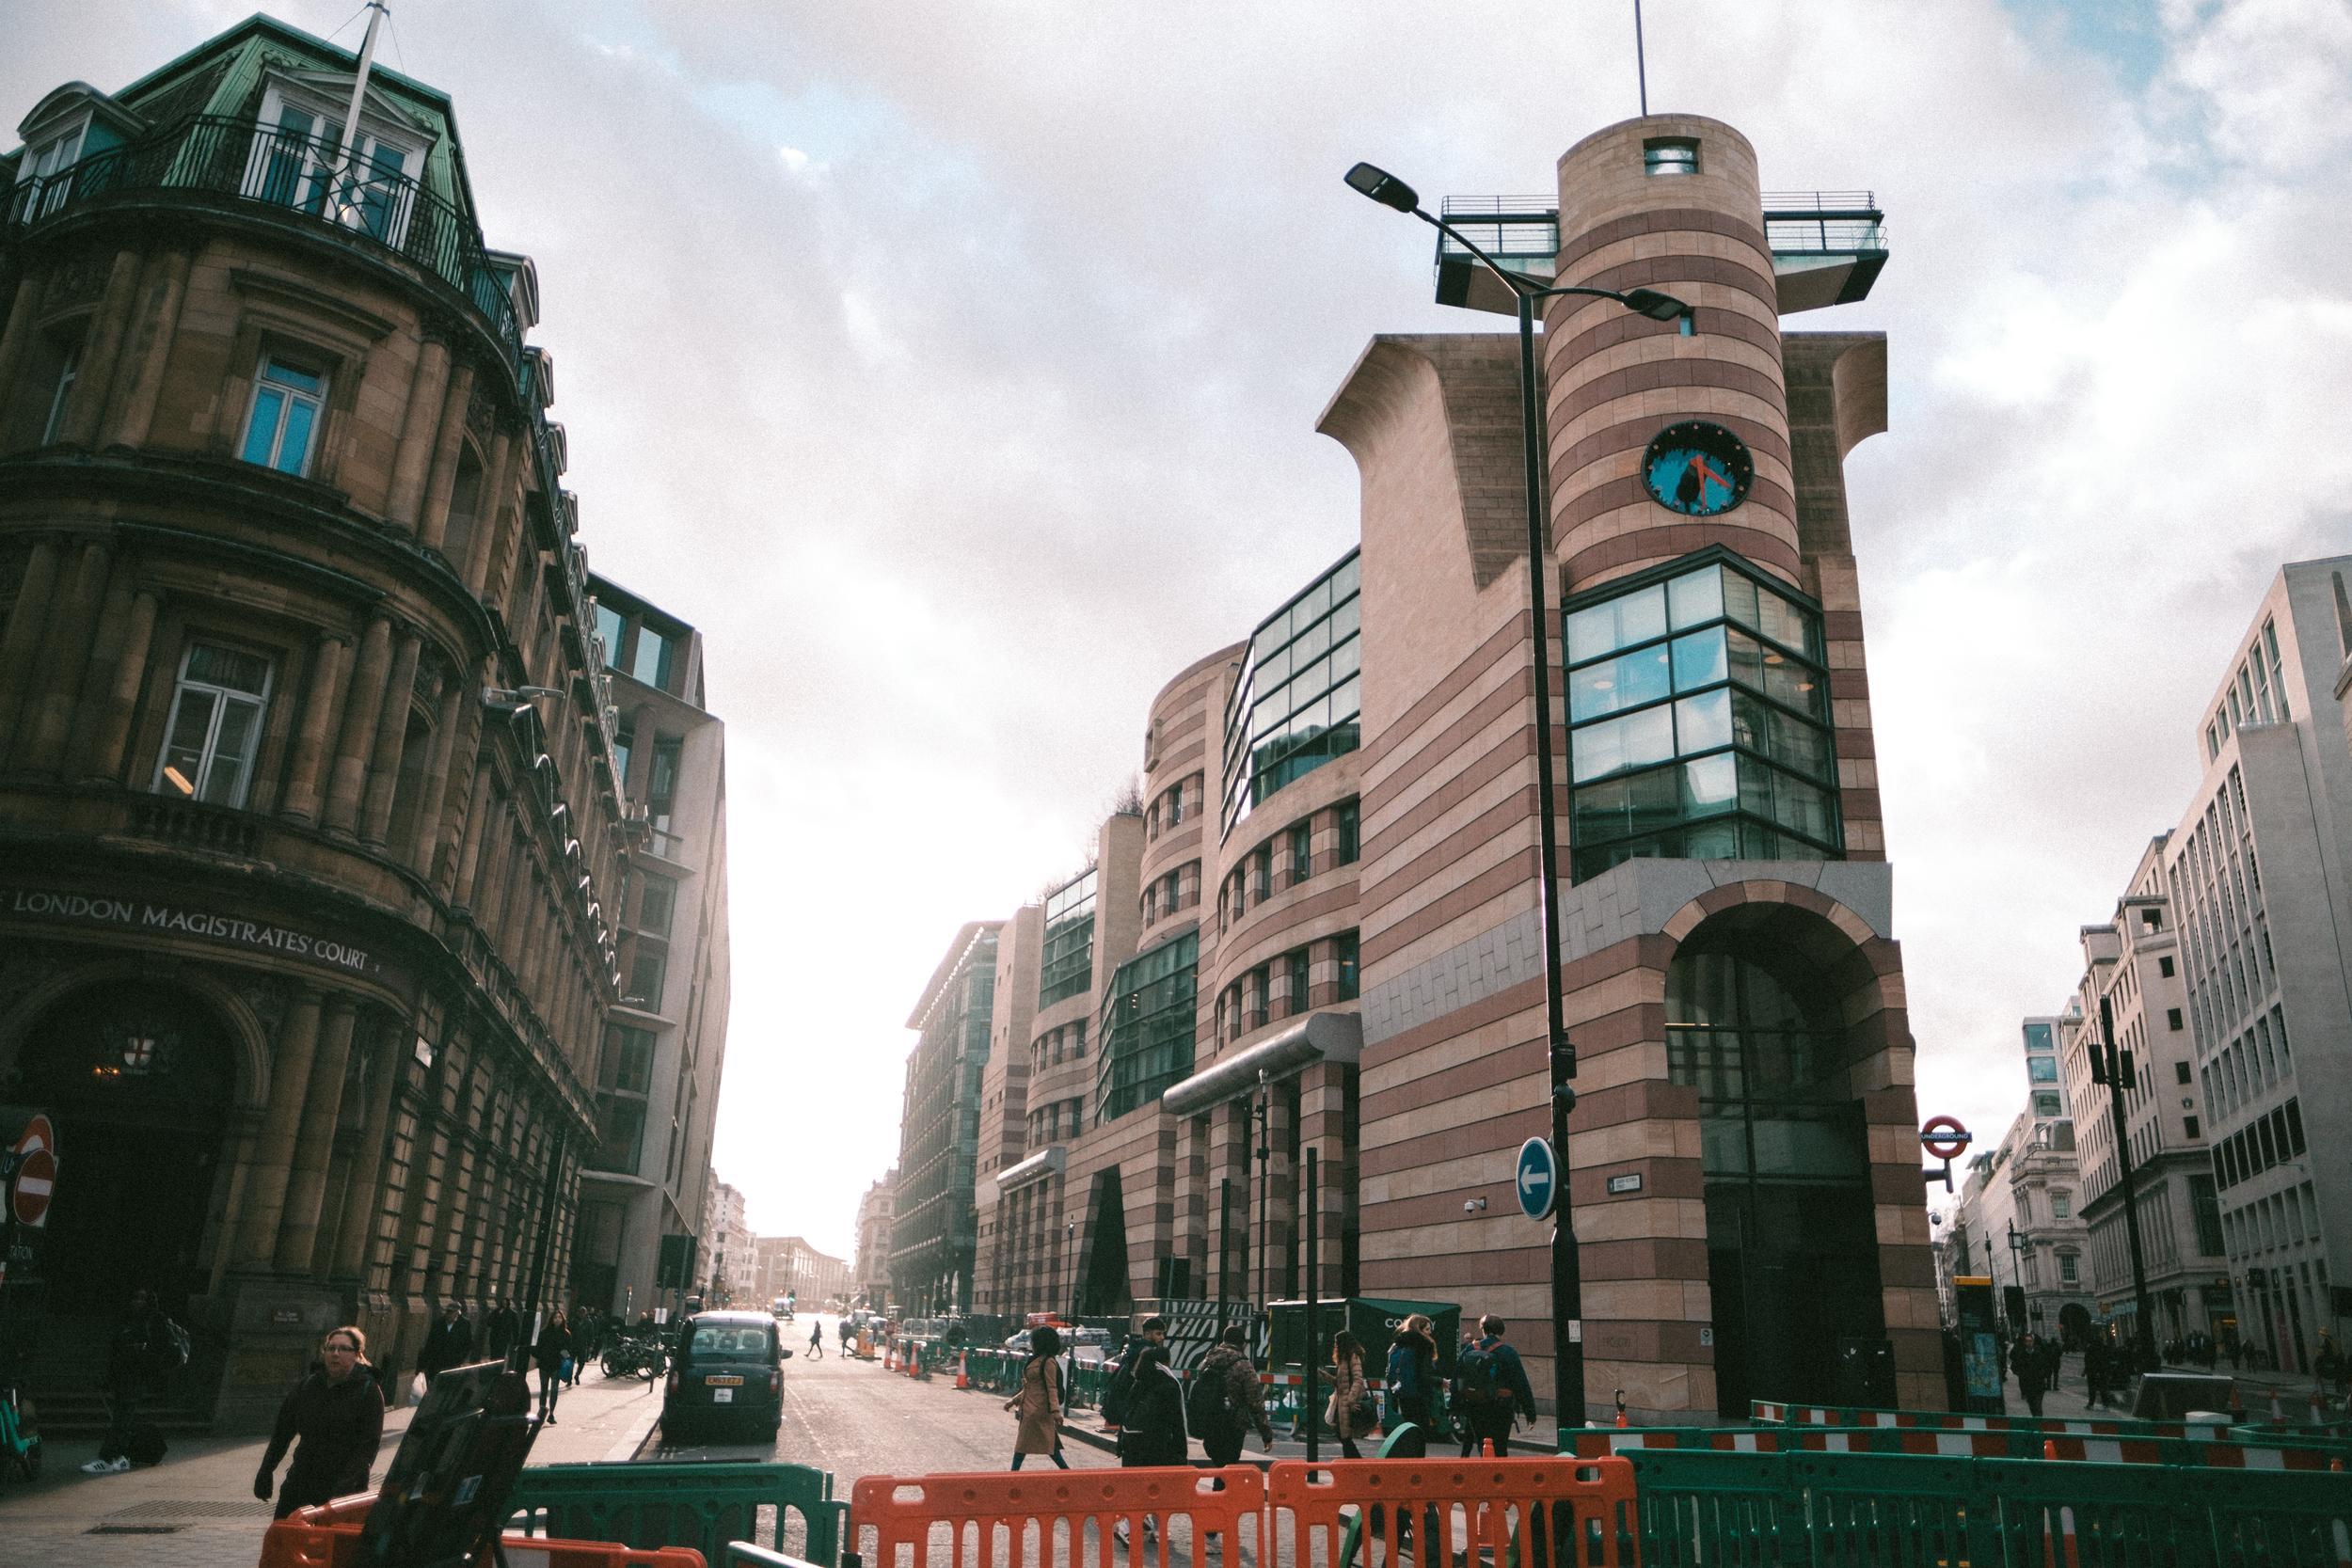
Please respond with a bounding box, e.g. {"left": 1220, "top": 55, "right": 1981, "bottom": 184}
{"left": 1038, "top": 867, "right": 1097, "bottom": 1008}
{"left": 1565, "top": 549, "right": 1841, "bottom": 879}
{"left": 1096, "top": 931, "right": 1198, "bottom": 1124}
{"left": 1220, "top": 550, "right": 1361, "bottom": 840}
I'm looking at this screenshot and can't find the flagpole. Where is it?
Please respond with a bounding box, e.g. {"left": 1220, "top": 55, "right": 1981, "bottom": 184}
{"left": 1634, "top": 0, "right": 1649, "bottom": 116}
{"left": 327, "top": 1, "right": 388, "bottom": 228}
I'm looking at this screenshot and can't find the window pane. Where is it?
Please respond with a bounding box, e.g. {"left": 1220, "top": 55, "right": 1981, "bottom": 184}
{"left": 200, "top": 697, "right": 261, "bottom": 804}
{"left": 1676, "top": 689, "right": 1732, "bottom": 752}
{"left": 262, "top": 358, "right": 324, "bottom": 395}
{"left": 242, "top": 387, "right": 286, "bottom": 465}
{"left": 594, "top": 604, "right": 627, "bottom": 663}
{"left": 1573, "top": 705, "right": 1674, "bottom": 782}
{"left": 1682, "top": 754, "right": 1738, "bottom": 816}
{"left": 1754, "top": 587, "right": 1810, "bottom": 655}
{"left": 1565, "top": 584, "right": 1665, "bottom": 664}
{"left": 1667, "top": 566, "right": 1723, "bottom": 630}
{"left": 1721, "top": 571, "right": 1760, "bottom": 631}
{"left": 1570, "top": 644, "right": 1673, "bottom": 722}
{"left": 186, "top": 644, "right": 270, "bottom": 693}
{"left": 632, "top": 627, "right": 672, "bottom": 687}
{"left": 1670, "top": 627, "right": 1728, "bottom": 692}
{"left": 274, "top": 395, "right": 318, "bottom": 474}
{"left": 159, "top": 689, "right": 217, "bottom": 796}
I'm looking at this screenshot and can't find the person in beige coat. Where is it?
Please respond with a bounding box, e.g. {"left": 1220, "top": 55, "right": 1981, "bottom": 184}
{"left": 1006, "top": 1324, "right": 1068, "bottom": 1470}
{"left": 1326, "top": 1329, "right": 1374, "bottom": 1458}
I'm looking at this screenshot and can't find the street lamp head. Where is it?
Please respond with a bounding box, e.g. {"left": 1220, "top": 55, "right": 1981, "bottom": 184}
{"left": 1344, "top": 162, "right": 1419, "bottom": 214}
{"left": 1619, "top": 287, "right": 1695, "bottom": 333}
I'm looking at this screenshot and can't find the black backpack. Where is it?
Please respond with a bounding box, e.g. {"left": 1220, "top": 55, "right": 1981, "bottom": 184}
{"left": 1454, "top": 1341, "right": 1503, "bottom": 1410}
{"left": 1185, "top": 1361, "right": 1232, "bottom": 1434}
{"left": 1102, "top": 1346, "right": 1140, "bottom": 1426}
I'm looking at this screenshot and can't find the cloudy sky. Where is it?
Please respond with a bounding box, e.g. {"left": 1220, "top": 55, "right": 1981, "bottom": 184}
{"left": 11, "top": 0, "right": 2351, "bottom": 1258}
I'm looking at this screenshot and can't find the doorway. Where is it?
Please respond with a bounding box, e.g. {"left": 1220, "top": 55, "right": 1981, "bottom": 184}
{"left": 10, "top": 980, "right": 238, "bottom": 1319}
{"left": 1667, "top": 911, "right": 1888, "bottom": 1417}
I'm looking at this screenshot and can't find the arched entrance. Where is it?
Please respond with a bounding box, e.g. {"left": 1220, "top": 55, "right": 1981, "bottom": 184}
{"left": 2060, "top": 1301, "right": 2092, "bottom": 1348}
{"left": 1666, "top": 906, "right": 1888, "bottom": 1416}
{"left": 8, "top": 980, "right": 239, "bottom": 1317}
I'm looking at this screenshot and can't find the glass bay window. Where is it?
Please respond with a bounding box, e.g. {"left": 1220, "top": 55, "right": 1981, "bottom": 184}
{"left": 1565, "top": 550, "right": 1842, "bottom": 878}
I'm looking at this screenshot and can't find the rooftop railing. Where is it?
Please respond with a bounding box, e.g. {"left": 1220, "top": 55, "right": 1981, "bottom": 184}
{"left": 7, "top": 112, "right": 628, "bottom": 839}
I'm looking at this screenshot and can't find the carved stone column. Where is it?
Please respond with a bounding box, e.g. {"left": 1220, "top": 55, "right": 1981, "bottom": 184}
{"left": 322, "top": 616, "right": 393, "bottom": 834}
{"left": 385, "top": 340, "right": 451, "bottom": 534}
{"left": 235, "top": 988, "right": 327, "bottom": 1268}
{"left": 275, "top": 996, "right": 361, "bottom": 1274}
{"left": 359, "top": 630, "right": 424, "bottom": 846}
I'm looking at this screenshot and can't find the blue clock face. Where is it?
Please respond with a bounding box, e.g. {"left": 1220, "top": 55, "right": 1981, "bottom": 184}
{"left": 1642, "top": 420, "right": 1754, "bottom": 516}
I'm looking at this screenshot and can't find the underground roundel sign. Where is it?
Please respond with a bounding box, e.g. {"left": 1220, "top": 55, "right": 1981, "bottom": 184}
{"left": 1919, "top": 1116, "right": 1972, "bottom": 1163}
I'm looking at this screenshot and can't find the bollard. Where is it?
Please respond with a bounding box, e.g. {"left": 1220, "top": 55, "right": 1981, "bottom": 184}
{"left": 1614, "top": 1388, "right": 1629, "bottom": 1429}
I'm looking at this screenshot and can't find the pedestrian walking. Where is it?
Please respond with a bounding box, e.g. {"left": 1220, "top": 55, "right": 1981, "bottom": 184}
{"left": 1326, "top": 1330, "right": 1375, "bottom": 1459}
{"left": 808, "top": 1322, "right": 825, "bottom": 1359}
{"left": 418, "top": 1299, "right": 475, "bottom": 1386}
{"left": 82, "top": 1287, "right": 183, "bottom": 1473}
{"left": 568, "top": 1309, "right": 596, "bottom": 1386}
{"left": 1382, "top": 1314, "right": 1439, "bottom": 1436}
{"left": 1006, "top": 1324, "right": 1069, "bottom": 1470}
{"left": 532, "top": 1310, "right": 571, "bottom": 1426}
{"left": 1102, "top": 1316, "right": 1170, "bottom": 1433}
{"left": 1115, "top": 1343, "right": 1187, "bottom": 1466}
{"left": 2010, "top": 1333, "right": 2049, "bottom": 1418}
{"left": 837, "top": 1318, "right": 853, "bottom": 1355}
{"left": 1190, "top": 1325, "right": 1273, "bottom": 1467}
{"left": 484, "top": 1299, "right": 521, "bottom": 1367}
{"left": 253, "top": 1327, "right": 385, "bottom": 1520}
{"left": 1452, "top": 1316, "right": 1538, "bottom": 1456}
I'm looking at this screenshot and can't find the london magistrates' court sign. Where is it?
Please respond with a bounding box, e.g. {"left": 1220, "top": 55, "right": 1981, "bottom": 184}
{"left": 3, "top": 884, "right": 405, "bottom": 990}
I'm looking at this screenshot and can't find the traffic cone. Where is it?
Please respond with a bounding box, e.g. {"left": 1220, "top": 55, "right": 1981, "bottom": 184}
{"left": 957, "top": 1351, "right": 970, "bottom": 1390}
{"left": 1613, "top": 1388, "right": 1629, "bottom": 1429}
{"left": 2043, "top": 1439, "right": 2059, "bottom": 1461}
{"left": 1481, "top": 1438, "right": 1496, "bottom": 1457}
{"left": 883, "top": 1343, "right": 895, "bottom": 1371}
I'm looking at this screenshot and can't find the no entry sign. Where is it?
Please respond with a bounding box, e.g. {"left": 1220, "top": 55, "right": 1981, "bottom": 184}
{"left": 8, "top": 1113, "right": 57, "bottom": 1228}
{"left": 10, "top": 1148, "right": 54, "bottom": 1228}
{"left": 1920, "top": 1116, "right": 1972, "bottom": 1163}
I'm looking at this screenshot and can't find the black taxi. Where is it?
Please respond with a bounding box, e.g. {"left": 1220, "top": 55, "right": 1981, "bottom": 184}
{"left": 662, "top": 1309, "right": 790, "bottom": 1442}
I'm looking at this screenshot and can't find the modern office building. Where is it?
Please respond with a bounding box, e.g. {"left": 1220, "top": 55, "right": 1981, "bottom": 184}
{"left": 0, "top": 16, "right": 633, "bottom": 1428}
{"left": 893, "top": 924, "right": 999, "bottom": 1314}
{"left": 852, "top": 1170, "right": 896, "bottom": 1308}
{"left": 2058, "top": 837, "right": 2227, "bottom": 1349}
{"left": 2164, "top": 562, "right": 2352, "bottom": 1368}
{"left": 568, "top": 577, "right": 730, "bottom": 1321}
{"left": 902, "top": 114, "right": 1939, "bottom": 1418}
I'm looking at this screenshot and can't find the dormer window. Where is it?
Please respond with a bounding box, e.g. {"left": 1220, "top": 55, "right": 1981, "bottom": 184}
{"left": 245, "top": 77, "right": 424, "bottom": 246}
{"left": 10, "top": 112, "right": 91, "bottom": 223}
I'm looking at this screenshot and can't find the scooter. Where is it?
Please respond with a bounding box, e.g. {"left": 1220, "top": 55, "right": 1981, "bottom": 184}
{"left": 0, "top": 1348, "right": 41, "bottom": 1483}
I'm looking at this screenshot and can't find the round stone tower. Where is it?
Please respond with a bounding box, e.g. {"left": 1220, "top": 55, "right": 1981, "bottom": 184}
{"left": 1543, "top": 115, "right": 1799, "bottom": 593}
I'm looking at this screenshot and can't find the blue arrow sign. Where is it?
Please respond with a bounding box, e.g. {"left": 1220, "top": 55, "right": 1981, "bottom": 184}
{"left": 1516, "top": 1136, "right": 1557, "bottom": 1221}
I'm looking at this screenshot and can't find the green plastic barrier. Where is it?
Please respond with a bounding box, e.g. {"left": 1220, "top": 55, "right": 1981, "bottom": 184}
{"left": 507, "top": 1461, "right": 847, "bottom": 1567}
{"left": 1622, "top": 1449, "right": 2352, "bottom": 1567}
{"left": 1750, "top": 1398, "right": 2232, "bottom": 1440}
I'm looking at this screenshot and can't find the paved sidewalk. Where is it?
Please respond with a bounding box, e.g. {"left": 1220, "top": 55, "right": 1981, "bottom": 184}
{"left": 0, "top": 1367, "right": 666, "bottom": 1568}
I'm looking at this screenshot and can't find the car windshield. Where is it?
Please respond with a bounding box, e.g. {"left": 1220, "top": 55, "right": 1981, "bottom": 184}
{"left": 687, "top": 1323, "right": 771, "bottom": 1361}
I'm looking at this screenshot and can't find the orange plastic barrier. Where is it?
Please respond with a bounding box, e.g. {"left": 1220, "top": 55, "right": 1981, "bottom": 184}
{"left": 257, "top": 1491, "right": 707, "bottom": 1568}
{"left": 1267, "top": 1455, "right": 1639, "bottom": 1568}
{"left": 850, "top": 1465, "right": 1265, "bottom": 1568}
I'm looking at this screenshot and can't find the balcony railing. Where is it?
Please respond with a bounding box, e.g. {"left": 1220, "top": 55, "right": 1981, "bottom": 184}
{"left": 7, "top": 116, "right": 529, "bottom": 370}
{"left": 8, "top": 114, "right": 628, "bottom": 823}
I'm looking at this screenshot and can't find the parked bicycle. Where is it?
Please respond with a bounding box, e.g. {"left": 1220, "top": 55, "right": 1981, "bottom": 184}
{"left": 600, "top": 1332, "right": 671, "bottom": 1383}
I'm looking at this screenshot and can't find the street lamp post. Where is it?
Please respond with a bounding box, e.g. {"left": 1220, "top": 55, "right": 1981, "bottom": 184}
{"left": 1346, "top": 161, "right": 1692, "bottom": 1431}
{"left": 2007, "top": 1219, "right": 2028, "bottom": 1332}
{"left": 2095, "top": 996, "right": 2161, "bottom": 1369}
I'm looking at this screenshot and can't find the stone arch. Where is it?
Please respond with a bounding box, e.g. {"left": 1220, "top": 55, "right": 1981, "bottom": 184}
{"left": 1, "top": 958, "right": 273, "bottom": 1113}
{"left": 1655, "top": 886, "right": 1908, "bottom": 1417}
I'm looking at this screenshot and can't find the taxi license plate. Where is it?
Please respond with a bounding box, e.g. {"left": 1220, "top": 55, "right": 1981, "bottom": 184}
{"left": 707, "top": 1375, "right": 743, "bottom": 1386}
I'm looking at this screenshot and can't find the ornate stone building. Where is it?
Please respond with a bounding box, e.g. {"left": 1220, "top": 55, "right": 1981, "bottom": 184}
{"left": 0, "top": 16, "right": 633, "bottom": 1427}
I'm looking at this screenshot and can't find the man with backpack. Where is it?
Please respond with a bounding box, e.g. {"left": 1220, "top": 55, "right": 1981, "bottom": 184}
{"left": 83, "top": 1287, "right": 187, "bottom": 1473}
{"left": 1452, "top": 1316, "right": 1536, "bottom": 1456}
{"left": 1189, "top": 1325, "right": 1272, "bottom": 1466}
{"left": 1100, "top": 1316, "right": 1168, "bottom": 1433}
